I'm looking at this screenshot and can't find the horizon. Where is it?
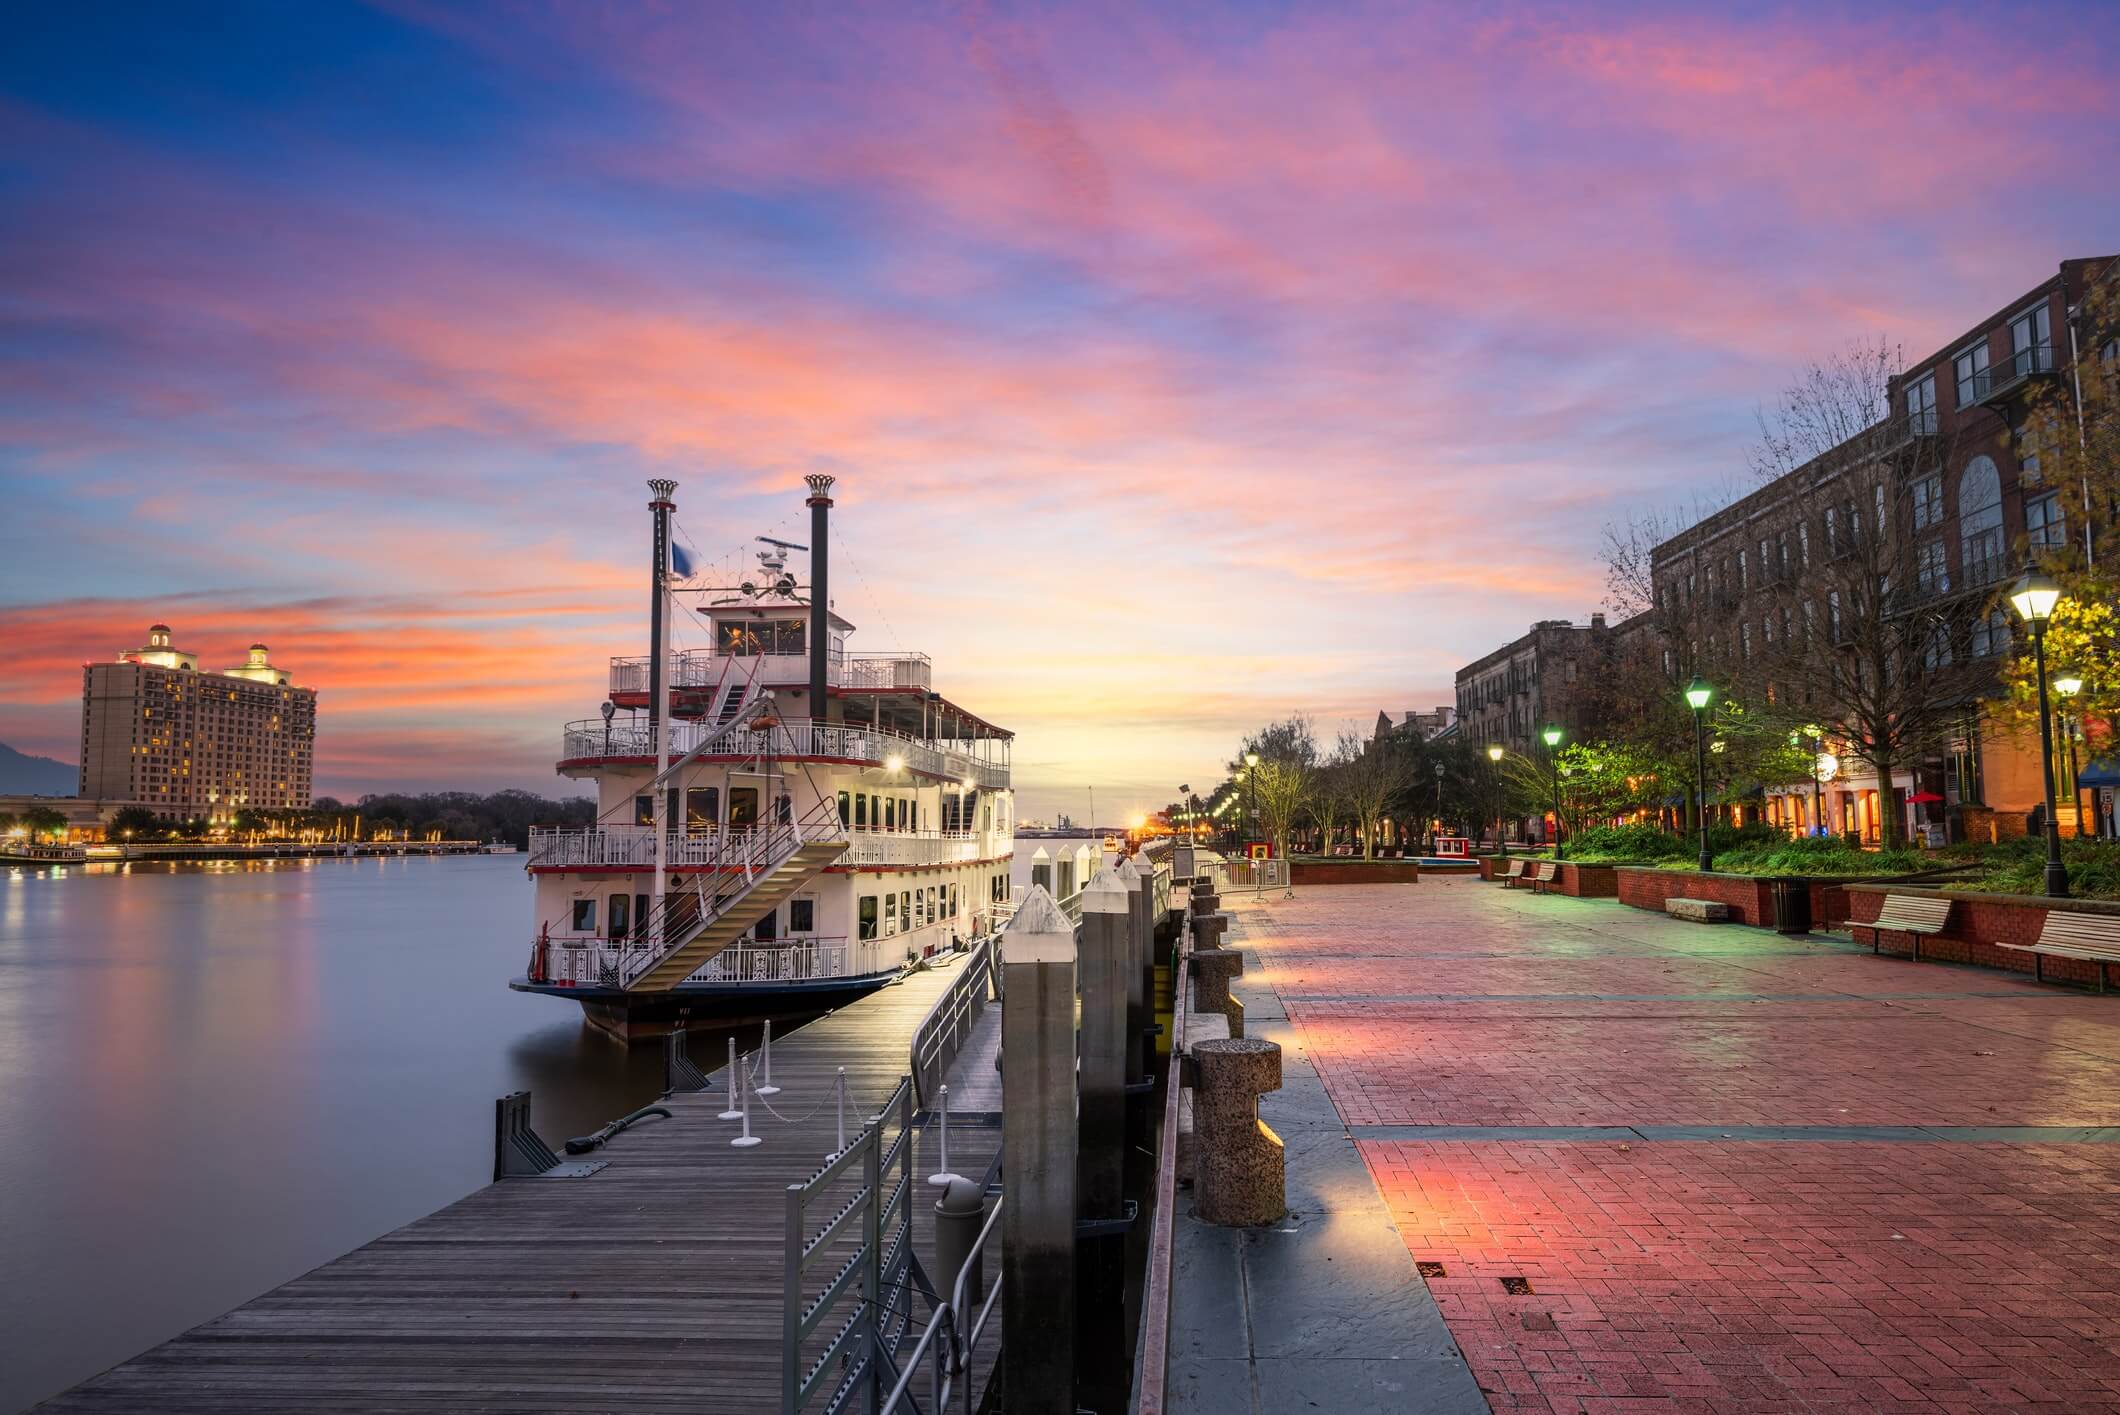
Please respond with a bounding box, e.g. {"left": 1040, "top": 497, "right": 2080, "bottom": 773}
{"left": 5, "top": 2, "right": 2119, "bottom": 825}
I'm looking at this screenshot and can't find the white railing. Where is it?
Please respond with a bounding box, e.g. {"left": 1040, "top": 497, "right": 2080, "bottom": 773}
{"left": 909, "top": 936, "right": 994, "bottom": 1106}
{"left": 531, "top": 935, "right": 868, "bottom": 989}
{"left": 840, "top": 830, "right": 1001, "bottom": 868}
{"left": 842, "top": 652, "right": 932, "bottom": 689}
{"left": 557, "top": 715, "right": 1009, "bottom": 789}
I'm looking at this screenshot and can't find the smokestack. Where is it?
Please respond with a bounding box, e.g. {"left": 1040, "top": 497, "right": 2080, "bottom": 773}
{"left": 806, "top": 475, "right": 835, "bottom": 723}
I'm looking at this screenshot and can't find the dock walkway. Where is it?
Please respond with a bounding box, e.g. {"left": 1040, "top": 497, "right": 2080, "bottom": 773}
{"left": 42, "top": 954, "right": 996, "bottom": 1414}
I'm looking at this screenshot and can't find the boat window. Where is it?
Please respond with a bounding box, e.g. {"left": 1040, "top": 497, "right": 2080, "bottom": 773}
{"left": 947, "top": 884, "right": 958, "bottom": 919}
{"left": 719, "top": 622, "right": 767, "bottom": 656}
{"left": 855, "top": 793, "right": 868, "bottom": 828}
{"left": 790, "top": 898, "right": 815, "bottom": 934}
{"left": 913, "top": 890, "right": 926, "bottom": 929}
{"left": 686, "top": 787, "right": 719, "bottom": 833}
{"left": 775, "top": 793, "right": 791, "bottom": 826}
{"left": 636, "top": 894, "right": 649, "bottom": 932}
{"left": 900, "top": 890, "right": 912, "bottom": 930}
{"left": 884, "top": 892, "right": 898, "bottom": 935}
{"left": 633, "top": 794, "right": 653, "bottom": 827}
{"left": 837, "top": 791, "right": 850, "bottom": 827}
{"left": 775, "top": 620, "right": 805, "bottom": 656}
{"left": 729, "top": 788, "right": 759, "bottom": 828}
{"left": 608, "top": 893, "right": 630, "bottom": 939}
{"left": 754, "top": 908, "right": 776, "bottom": 942}
{"left": 571, "top": 898, "right": 596, "bottom": 933}
{"left": 859, "top": 895, "right": 878, "bottom": 941}
{"left": 926, "top": 886, "right": 938, "bottom": 924}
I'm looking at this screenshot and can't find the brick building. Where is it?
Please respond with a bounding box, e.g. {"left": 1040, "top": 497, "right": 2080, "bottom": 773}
{"left": 80, "top": 624, "right": 317, "bottom": 822}
{"left": 1453, "top": 613, "right": 1649, "bottom": 755}
{"left": 1647, "top": 255, "right": 2116, "bottom": 843}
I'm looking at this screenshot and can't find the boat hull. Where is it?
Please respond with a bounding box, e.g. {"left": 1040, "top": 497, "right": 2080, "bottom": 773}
{"left": 508, "top": 970, "right": 901, "bottom": 1043}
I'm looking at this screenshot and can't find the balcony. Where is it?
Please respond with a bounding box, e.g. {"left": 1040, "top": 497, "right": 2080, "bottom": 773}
{"left": 1972, "top": 344, "right": 2056, "bottom": 407}
{"left": 556, "top": 716, "right": 1011, "bottom": 789}
{"left": 838, "top": 829, "right": 999, "bottom": 868}
{"left": 607, "top": 648, "right": 930, "bottom": 699}
{"left": 529, "top": 823, "right": 1004, "bottom": 873}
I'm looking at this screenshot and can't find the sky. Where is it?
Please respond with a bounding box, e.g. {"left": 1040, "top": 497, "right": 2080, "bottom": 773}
{"left": 2, "top": 1, "right": 2117, "bottom": 824}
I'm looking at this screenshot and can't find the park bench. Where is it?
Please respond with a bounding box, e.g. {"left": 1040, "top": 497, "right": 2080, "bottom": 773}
{"left": 1494, "top": 859, "right": 1527, "bottom": 885}
{"left": 1996, "top": 910, "right": 2120, "bottom": 992}
{"left": 1513, "top": 861, "right": 1557, "bottom": 892}
{"left": 1836, "top": 893, "right": 1951, "bottom": 960}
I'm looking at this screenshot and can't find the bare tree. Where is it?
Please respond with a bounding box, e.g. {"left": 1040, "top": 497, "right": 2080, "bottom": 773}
{"left": 1331, "top": 726, "right": 1409, "bottom": 859}
{"left": 1721, "top": 340, "right": 1986, "bottom": 847}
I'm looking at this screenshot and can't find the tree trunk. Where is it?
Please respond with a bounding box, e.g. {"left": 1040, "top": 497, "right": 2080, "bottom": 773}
{"left": 1873, "top": 753, "right": 1901, "bottom": 847}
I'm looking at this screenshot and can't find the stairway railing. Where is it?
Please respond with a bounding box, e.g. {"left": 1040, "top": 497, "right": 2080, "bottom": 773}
{"left": 621, "top": 796, "right": 845, "bottom": 988}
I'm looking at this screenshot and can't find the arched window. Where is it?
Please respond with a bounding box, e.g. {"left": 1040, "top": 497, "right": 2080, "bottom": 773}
{"left": 1958, "top": 456, "right": 2003, "bottom": 581}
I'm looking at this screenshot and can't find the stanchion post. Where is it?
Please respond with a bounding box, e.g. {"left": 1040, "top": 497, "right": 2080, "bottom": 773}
{"left": 756, "top": 1020, "right": 780, "bottom": 1097}
{"left": 719, "top": 1037, "right": 743, "bottom": 1121}
{"left": 1000, "top": 885, "right": 1077, "bottom": 1415}
{"left": 732, "top": 1055, "right": 762, "bottom": 1148}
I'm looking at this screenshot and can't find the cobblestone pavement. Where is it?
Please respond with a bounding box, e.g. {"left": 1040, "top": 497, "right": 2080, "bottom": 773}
{"left": 1232, "top": 878, "right": 2120, "bottom": 1413}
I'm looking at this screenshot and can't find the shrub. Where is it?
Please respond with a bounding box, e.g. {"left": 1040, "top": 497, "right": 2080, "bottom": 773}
{"left": 1567, "top": 823, "right": 1687, "bottom": 862}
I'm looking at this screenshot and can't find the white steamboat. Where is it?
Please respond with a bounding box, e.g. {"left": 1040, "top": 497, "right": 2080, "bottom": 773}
{"left": 513, "top": 476, "right": 1014, "bottom": 1042}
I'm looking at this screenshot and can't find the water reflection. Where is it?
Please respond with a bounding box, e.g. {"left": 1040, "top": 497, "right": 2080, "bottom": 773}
{"left": 0, "top": 855, "right": 819, "bottom": 1413}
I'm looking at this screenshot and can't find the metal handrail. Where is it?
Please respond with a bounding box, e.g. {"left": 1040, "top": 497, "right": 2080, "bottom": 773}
{"left": 910, "top": 937, "right": 994, "bottom": 1106}
{"left": 558, "top": 713, "right": 1009, "bottom": 789}
{"left": 882, "top": 1192, "right": 1005, "bottom": 1414}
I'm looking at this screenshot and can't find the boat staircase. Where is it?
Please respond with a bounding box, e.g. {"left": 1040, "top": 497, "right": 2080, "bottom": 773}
{"left": 624, "top": 796, "right": 847, "bottom": 991}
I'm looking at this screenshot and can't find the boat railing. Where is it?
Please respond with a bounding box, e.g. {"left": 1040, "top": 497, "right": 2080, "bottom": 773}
{"left": 839, "top": 829, "right": 1001, "bottom": 868}
{"left": 530, "top": 934, "right": 861, "bottom": 989}
{"left": 609, "top": 647, "right": 931, "bottom": 696}
{"left": 841, "top": 652, "right": 932, "bottom": 690}
{"left": 557, "top": 716, "right": 1008, "bottom": 789}
{"left": 909, "top": 936, "right": 995, "bottom": 1107}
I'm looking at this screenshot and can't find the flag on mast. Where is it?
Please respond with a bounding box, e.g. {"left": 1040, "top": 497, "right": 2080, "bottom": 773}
{"left": 670, "top": 541, "right": 696, "bottom": 580}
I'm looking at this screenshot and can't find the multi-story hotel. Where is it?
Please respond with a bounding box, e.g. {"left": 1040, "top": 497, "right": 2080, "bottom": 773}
{"left": 79, "top": 625, "right": 317, "bottom": 822}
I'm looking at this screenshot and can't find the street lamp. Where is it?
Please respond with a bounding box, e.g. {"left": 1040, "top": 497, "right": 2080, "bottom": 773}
{"left": 1487, "top": 743, "right": 1505, "bottom": 857}
{"left": 1684, "top": 675, "right": 1714, "bottom": 872}
{"left": 1540, "top": 724, "right": 1564, "bottom": 859}
{"left": 1430, "top": 760, "right": 1446, "bottom": 854}
{"left": 1244, "top": 751, "right": 1260, "bottom": 856}
{"left": 2008, "top": 565, "right": 2069, "bottom": 896}
{"left": 2055, "top": 673, "right": 2083, "bottom": 845}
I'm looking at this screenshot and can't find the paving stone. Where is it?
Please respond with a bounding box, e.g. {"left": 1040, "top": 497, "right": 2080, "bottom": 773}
{"left": 1205, "top": 879, "right": 2120, "bottom": 1413}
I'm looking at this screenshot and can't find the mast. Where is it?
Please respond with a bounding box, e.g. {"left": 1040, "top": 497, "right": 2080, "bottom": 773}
{"left": 647, "top": 479, "right": 677, "bottom": 941}
{"left": 806, "top": 474, "right": 835, "bottom": 726}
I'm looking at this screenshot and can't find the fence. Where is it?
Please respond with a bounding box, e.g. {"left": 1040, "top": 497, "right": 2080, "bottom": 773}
{"left": 881, "top": 1194, "right": 1005, "bottom": 1414}
{"left": 909, "top": 937, "right": 995, "bottom": 1107}
{"left": 783, "top": 1077, "right": 930, "bottom": 1414}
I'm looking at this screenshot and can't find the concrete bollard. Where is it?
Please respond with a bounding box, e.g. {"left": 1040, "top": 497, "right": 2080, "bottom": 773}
{"left": 1000, "top": 885, "right": 1076, "bottom": 1415}
{"left": 1190, "top": 947, "right": 1245, "bottom": 1038}
{"left": 1191, "top": 1038, "right": 1285, "bottom": 1227}
{"left": 933, "top": 1176, "right": 986, "bottom": 1304}
{"left": 1029, "top": 844, "right": 1052, "bottom": 898}
{"left": 1078, "top": 866, "right": 1130, "bottom": 1218}
{"left": 1190, "top": 888, "right": 1222, "bottom": 918}
{"left": 1192, "top": 911, "right": 1230, "bottom": 950}
{"left": 1117, "top": 855, "right": 1151, "bottom": 1085}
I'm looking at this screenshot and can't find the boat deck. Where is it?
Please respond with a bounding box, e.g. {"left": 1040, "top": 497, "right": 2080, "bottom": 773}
{"left": 40, "top": 953, "right": 997, "bottom": 1414}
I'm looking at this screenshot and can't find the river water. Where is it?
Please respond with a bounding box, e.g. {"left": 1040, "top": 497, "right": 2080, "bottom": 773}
{"left": 0, "top": 838, "right": 1099, "bottom": 1411}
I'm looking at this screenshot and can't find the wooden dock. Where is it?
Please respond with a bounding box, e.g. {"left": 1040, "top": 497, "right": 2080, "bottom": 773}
{"left": 41, "top": 955, "right": 998, "bottom": 1414}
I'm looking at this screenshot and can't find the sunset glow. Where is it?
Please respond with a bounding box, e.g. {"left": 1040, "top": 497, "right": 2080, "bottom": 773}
{"left": 4, "top": 2, "right": 2118, "bottom": 820}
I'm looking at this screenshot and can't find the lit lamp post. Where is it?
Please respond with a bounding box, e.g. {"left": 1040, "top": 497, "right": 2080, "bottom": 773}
{"left": 2055, "top": 674, "right": 2083, "bottom": 837}
{"left": 1430, "top": 760, "right": 1445, "bottom": 853}
{"left": 2008, "top": 566, "right": 2070, "bottom": 898}
{"left": 1244, "top": 751, "right": 1260, "bottom": 856}
{"left": 1487, "top": 743, "right": 1505, "bottom": 857}
{"left": 1540, "top": 724, "right": 1564, "bottom": 859}
{"left": 1684, "top": 676, "right": 1714, "bottom": 872}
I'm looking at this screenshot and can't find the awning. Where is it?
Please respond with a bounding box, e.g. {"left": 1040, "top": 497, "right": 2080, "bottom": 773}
{"left": 2080, "top": 759, "right": 2120, "bottom": 788}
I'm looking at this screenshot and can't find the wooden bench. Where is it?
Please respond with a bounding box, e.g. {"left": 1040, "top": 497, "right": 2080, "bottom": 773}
{"left": 1494, "top": 858, "right": 1527, "bottom": 884}
{"left": 1836, "top": 894, "right": 1951, "bottom": 960}
{"left": 1513, "top": 861, "right": 1557, "bottom": 891}
{"left": 1997, "top": 911, "right": 2120, "bottom": 992}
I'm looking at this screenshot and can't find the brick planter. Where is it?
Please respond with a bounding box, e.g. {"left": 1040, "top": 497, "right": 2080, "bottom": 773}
{"left": 1839, "top": 885, "right": 2120, "bottom": 988}
{"left": 1552, "top": 862, "right": 1619, "bottom": 898}
{"left": 1289, "top": 858, "right": 1421, "bottom": 886}
{"left": 1616, "top": 867, "right": 1779, "bottom": 927}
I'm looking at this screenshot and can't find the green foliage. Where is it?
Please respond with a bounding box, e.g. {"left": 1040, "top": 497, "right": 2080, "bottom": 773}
{"left": 1566, "top": 823, "right": 1688, "bottom": 862}
{"left": 1963, "top": 838, "right": 2120, "bottom": 901}
{"left": 20, "top": 805, "right": 69, "bottom": 840}
{"left": 106, "top": 806, "right": 163, "bottom": 838}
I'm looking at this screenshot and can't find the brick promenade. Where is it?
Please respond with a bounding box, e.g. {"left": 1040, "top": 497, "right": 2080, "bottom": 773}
{"left": 1230, "top": 878, "right": 2120, "bottom": 1412}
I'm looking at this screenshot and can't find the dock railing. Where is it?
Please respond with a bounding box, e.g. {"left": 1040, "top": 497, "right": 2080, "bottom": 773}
{"left": 909, "top": 937, "right": 995, "bottom": 1107}
{"left": 783, "top": 1077, "right": 928, "bottom": 1415}
{"left": 881, "top": 1193, "right": 1005, "bottom": 1414}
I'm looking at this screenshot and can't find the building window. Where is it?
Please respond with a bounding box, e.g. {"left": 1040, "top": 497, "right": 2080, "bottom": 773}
{"left": 1916, "top": 539, "right": 1949, "bottom": 594}
{"left": 1799, "top": 523, "right": 1810, "bottom": 567}
{"left": 1824, "top": 507, "right": 1838, "bottom": 555}
{"left": 1958, "top": 456, "right": 2004, "bottom": 582}
{"left": 1827, "top": 591, "right": 1843, "bottom": 640}
{"left": 1740, "top": 623, "right": 1753, "bottom": 660}
{"left": 2008, "top": 302, "right": 2051, "bottom": 378}
{"left": 1738, "top": 549, "right": 1749, "bottom": 588}
{"left": 1905, "top": 373, "right": 1937, "bottom": 435}
{"left": 2025, "top": 490, "right": 2065, "bottom": 550}
{"left": 1911, "top": 474, "right": 1942, "bottom": 530}
{"left": 1953, "top": 341, "right": 1989, "bottom": 405}
{"left": 1970, "top": 608, "right": 2011, "bottom": 659}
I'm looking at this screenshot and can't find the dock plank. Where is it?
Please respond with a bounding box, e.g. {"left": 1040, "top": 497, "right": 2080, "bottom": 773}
{"left": 40, "top": 955, "right": 997, "bottom": 1413}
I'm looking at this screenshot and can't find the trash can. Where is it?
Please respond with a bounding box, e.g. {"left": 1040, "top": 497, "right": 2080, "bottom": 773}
{"left": 1770, "top": 877, "right": 1812, "bottom": 935}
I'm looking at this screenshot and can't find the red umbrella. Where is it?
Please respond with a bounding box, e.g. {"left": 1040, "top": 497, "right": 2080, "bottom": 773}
{"left": 1907, "top": 791, "right": 1945, "bottom": 803}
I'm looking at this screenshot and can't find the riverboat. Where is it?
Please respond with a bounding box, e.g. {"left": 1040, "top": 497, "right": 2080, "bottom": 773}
{"left": 1, "top": 841, "right": 88, "bottom": 865}
{"left": 511, "top": 476, "right": 1015, "bottom": 1042}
